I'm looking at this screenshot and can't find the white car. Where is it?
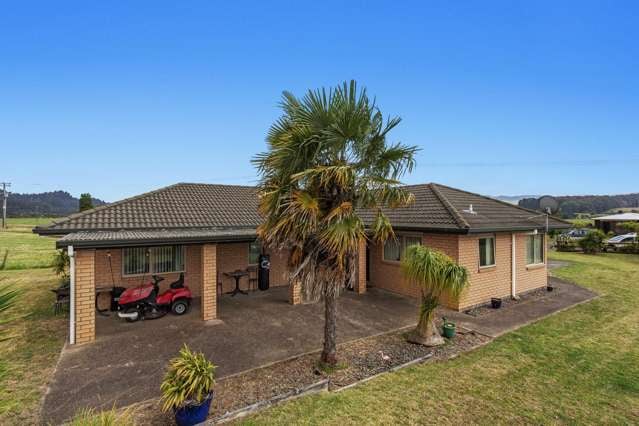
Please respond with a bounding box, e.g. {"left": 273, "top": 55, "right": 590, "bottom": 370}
{"left": 604, "top": 233, "right": 637, "bottom": 251}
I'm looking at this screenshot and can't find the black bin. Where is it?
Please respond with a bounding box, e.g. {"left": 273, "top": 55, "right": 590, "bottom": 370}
{"left": 258, "top": 254, "right": 271, "bottom": 290}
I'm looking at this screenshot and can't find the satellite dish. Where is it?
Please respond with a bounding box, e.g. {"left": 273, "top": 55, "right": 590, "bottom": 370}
{"left": 538, "top": 196, "right": 559, "bottom": 214}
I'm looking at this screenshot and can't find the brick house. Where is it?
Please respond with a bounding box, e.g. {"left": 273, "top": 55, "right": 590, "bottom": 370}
{"left": 34, "top": 182, "right": 568, "bottom": 344}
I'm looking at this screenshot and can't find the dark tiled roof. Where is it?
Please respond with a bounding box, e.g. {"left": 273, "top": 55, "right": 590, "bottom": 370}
{"left": 35, "top": 183, "right": 261, "bottom": 234}
{"left": 35, "top": 182, "right": 569, "bottom": 244}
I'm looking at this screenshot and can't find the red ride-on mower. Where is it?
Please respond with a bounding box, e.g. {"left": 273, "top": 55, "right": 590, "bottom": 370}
{"left": 117, "top": 273, "right": 192, "bottom": 322}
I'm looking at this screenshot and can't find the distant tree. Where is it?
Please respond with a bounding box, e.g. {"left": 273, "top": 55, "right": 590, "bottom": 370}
{"left": 619, "top": 222, "right": 639, "bottom": 233}
{"left": 79, "top": 193, "right": 94, "bottom": 212}
{"left": 578, "top": 229, "right": 606, "bottom": 254}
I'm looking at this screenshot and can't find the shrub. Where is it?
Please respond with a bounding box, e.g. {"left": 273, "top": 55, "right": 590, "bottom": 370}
{"left": 68, "top": 407, "right": 134, "bottom": 426}
{"left": 160, "top": 344, "right": 216, "bottom": 412}
{"left": 578, "top": 229, "right": 607, "bottom": 254}
{"left": 52, "top": 249, "right": 70, "bottom": 284}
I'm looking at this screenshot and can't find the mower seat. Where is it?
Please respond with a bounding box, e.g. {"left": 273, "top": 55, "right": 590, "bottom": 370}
{"left": 170, "top": 273, "right": 185, "bottom": 289}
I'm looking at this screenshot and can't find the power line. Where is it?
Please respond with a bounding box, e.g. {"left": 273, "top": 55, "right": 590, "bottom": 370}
{"left": 1, "top": 182, "right": 10, "bottom": 229}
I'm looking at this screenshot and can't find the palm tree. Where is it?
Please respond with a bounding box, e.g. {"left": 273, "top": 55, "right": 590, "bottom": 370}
{"left": 0, "top": 282, "right": 22, "bottom": 342}
{"left": 401, "top": 245, "right": 468, "bottom": 346}
{"left": 253, "top": 81, "right": 417, "bottom": 365}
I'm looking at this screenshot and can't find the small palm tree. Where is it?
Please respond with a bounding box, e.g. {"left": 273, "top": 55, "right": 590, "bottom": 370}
{"left": 254, "top": 80, "right": 417, "bottom": 365}
{"left": 401, "top": 245, "right": 468, "bottom": 346}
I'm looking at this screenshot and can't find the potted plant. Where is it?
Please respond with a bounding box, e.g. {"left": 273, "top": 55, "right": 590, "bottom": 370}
{"left": 161, "top": 344, "right": 216, "bottom": 426}
{"left": 442, "top": 317, "right": 456, "bottom": 339}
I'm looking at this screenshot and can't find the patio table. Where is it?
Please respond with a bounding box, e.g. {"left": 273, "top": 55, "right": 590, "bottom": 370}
{"left": 224, "top": 270, "right": 249, "bottom": 296}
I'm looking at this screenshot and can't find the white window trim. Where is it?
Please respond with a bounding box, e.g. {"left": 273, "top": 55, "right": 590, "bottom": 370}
{"left": 525, "top": 233, "right": 545, "bottom": 266}
{"left": 478, "top": 235, "right": 497, "bottom": 269}
{"left": 382, "top": 233, "right": 423, "bottom": 263}
{"left": 122, "top": 245, "right": 186, "bottom": 277}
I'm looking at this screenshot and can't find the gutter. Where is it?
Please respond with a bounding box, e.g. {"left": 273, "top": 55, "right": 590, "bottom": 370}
{"left": 55, "top": 233, "right": 258, "bottom": 249}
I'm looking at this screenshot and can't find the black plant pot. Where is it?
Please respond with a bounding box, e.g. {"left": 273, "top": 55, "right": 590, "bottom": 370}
{"left": 491, "top": 298, "right": 502, "bottom": 309}
{"left": 547, "top": 285, "right": 554, "bottom": 292}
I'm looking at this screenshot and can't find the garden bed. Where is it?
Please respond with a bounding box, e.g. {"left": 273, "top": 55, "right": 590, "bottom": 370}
{"left": 463, "top": 286, "right": 557, "bottom": 317}
{"left": 128, "top": 324, "right": 490, "bottom": 425}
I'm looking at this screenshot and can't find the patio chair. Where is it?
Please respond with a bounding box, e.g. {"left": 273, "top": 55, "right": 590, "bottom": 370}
{"left": 217, "top": 270, "right": 223, "bottom": 297}
{"left": 51, "top": 285, "right": 70, "bottom": 315}
{"left": 247, "top": 266, "right": 258, "bottom": 291}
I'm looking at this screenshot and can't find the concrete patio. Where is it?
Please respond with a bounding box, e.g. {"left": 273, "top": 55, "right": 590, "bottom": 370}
{"left": 41, "top": 287, "right": 420, "bottom": 424}
{"left": 40, "top": 276, "right": 598, "bottom": 424}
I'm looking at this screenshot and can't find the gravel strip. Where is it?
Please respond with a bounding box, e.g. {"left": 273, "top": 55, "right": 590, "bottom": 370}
{"left": 128, "top": 325, "right": 490, "bottom": 425}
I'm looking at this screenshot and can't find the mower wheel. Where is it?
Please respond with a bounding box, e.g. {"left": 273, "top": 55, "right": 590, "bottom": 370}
{"left": 172, "top": 299, "right": 189, "bottom": 315}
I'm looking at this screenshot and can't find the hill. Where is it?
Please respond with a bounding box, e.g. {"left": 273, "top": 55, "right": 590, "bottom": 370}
{"left": 519, "top": 193, "right": 639, "bottom": 218}
{"left": 6, "top": 191, "right": 107, "bottom": 217}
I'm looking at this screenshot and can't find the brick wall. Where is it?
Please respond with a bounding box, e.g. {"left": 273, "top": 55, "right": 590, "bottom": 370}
{"left": 515, "top": 233, "right": 548, "bottom": 294}
{"left": 216, "top": 243, "right": 290, "bottom": 293}
{"left": 74, "top": 249, "right": 96, "bottom": 344}
{"left": 93, "top": 242, "right": 291, "bottom": 302}
{"left": 368, "top": 233, "right": 460, "bottom": 307}
{"left": 366, "top": 231, "right": 548, "bottom": 311}
{"left": 456, "top": 233, "right": 512, "bottom": 310}
{"left": 201, "top": 244, "right": 217, "bottom": 321}
{"left": 94, "top": 245, "right": 202, "bottom": 309}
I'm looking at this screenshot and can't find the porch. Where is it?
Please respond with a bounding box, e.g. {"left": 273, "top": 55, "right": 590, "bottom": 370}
{"left": 41, "top": 286, "right": 419, "bottom": 424}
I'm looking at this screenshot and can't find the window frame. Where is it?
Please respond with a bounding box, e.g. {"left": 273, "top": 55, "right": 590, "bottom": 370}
{"left": 382, "top": 233, "right": 422, "bottom": 263}
{"left": 122, "top": 245, "right": 186, "bottom": 277}
{"left": 248, "top": 241, "right": 261, "bottom": 265}
{"left": 478, "top": 235, "right": 496, "bottom": 268}
{"left": 526, "top": 233, "right": 545, "bottom": 266}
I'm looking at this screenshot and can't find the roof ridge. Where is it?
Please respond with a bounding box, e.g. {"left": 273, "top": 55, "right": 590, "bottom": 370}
{"left": 177, "top": 182, "right": 258, "bottom": 189}
{"left": 429, "top": 183, "right": 470, "bottom": 229}
{"left": 33, "top": 183, "right": 183, "bottom": 231}
{"left": 432, "top": 182, "right": 568, "bottom": 224}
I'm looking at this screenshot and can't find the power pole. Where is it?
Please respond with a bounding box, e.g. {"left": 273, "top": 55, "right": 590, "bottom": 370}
{"left": 1, "top": 182, "right": 10, "bottom": 229}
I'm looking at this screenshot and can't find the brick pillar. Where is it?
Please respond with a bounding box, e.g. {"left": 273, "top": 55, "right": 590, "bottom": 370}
{"left": 201, "top": 244, "right": 217, "bottom": 321}
{"left": 355, "top": 238, "right": 367, "bottom": 294}
{"left": 289, "top": 279, "right": 302, "bottom": 305}
{"left": 74, "top": 249, "right": 95, "bottom": 345}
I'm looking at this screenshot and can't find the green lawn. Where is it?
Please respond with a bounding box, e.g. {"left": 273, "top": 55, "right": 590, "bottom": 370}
{"left": 0, "top": 218, "right": 66, "bottom": 424}
{"left": 244, "top": 252, "right": 639, "bottom": 425}
{"left": 0, "top": 217, "right": 58, "bottom": 270}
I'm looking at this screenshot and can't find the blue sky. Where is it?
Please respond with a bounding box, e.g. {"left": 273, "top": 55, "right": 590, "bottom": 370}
{"left": 2, "top": 1, "right": 637, "bottom": 201}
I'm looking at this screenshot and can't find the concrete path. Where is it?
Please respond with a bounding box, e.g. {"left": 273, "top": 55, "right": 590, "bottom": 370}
{"left": 440, "top": 277, "right": 598, "bottom": 338}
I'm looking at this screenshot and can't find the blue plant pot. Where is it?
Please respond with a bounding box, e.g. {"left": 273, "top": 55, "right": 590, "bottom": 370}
{"left": 174, "top": 393, "right": 213, "bottom": 426}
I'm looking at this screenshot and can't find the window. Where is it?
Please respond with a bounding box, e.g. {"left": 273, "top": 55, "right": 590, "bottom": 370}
{"left": 479, "top": 236, "right": 496, "bottom": 267}
{"left": 249, "top": 241, "right": 261, "bottom": 264}
{"left": 123, "top": 246, "right": 184, "bottom": 276}
{"left": 383, "top": 235, "right": 422, "bottom": 262}
{"left": 526, "top": 234, "right": 544, "bottom": 265}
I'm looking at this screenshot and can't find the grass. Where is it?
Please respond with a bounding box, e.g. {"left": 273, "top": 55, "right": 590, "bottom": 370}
{"left": 1, "top": 220, "right": 638, "bottom": 424}
{"left": 243, "top": 252, "right": 639, "bottom": 425}
{"left": 0, "top": 218, "right": 66, "bottom": 424}
{"left": 0, "top": 217, "right": 58, "bottom": 270}
{"left": 67, "top": 407, "right": 135, "bottom": 426}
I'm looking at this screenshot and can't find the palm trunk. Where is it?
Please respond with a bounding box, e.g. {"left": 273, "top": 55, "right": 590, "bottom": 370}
{"left": 407, "top": 293, "right": 444, "bottom": 346}
{"left": 321, "top": 291, "right": 338, "bottom": 365}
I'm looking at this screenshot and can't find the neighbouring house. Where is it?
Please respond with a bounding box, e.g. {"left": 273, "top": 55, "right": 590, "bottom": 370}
{"left": 594, "top": 212, "right": 639, "bottom": 234}
{"left": 34, "top": 182, "right": 569, "bottom": 345}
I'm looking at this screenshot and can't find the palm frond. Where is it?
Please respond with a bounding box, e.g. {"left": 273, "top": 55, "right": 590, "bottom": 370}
{"left": 401, "top": 245, "right": 469, "bottom": 299}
